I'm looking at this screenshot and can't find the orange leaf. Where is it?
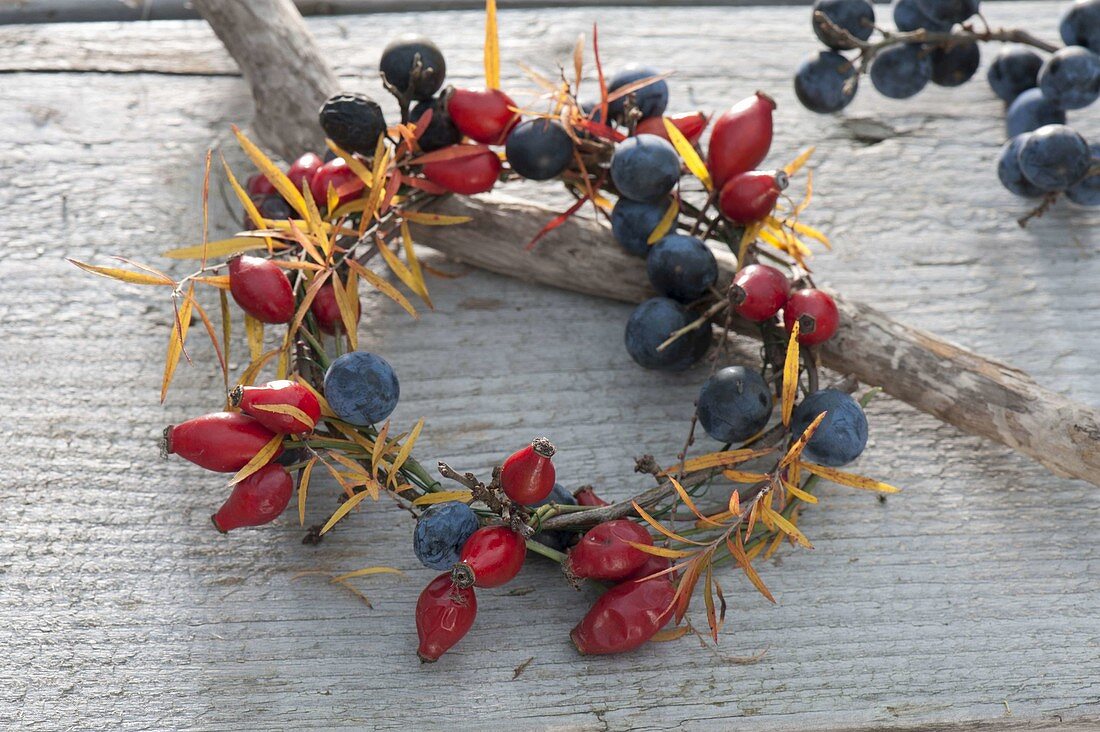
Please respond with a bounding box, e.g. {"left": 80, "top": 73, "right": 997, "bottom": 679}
{"left": 160, "top": 287, "right": 195, "bottom": 402}
{"left": 781, "top": 322, "right": 800, "bottom": 427}
{"left": 298, "top": 456, "right": 317, "bottom": 526}
{"left": 228, "top": 433, "right": 284, "bottom": 485}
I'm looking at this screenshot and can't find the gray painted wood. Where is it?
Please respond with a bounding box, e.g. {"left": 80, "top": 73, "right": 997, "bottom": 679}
{"left": 2, "top": 3, "right": 1099, "bottom": 730}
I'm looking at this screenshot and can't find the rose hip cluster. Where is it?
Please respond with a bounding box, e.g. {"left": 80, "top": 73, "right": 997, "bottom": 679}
{"left": 795, "top": 0, "right": 1100, "bottom": 210}
{"left": 412, "top": 440, "right": 676, "bottom": 661}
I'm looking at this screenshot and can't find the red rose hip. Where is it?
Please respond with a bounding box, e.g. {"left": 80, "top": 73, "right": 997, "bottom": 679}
{"left": 421, "top": 145, "right": 502, "bottom": 195}
{"left": 228, "top": 255, "right": 295, "bottom": 324}
{"left": 784, "top": 288, "right": 839, "bottom": 345}
{"left": 623, "top": 553, "right": 673, "bottom": 582}
{"left": 565, "top": 519, "right": 654, "bottom": 582}
{"left": 718, "top": 170, "right": 788, "bottom": 224}
{"left": 246, "top": 173, "right": 276, "bottom": 197}
{"left": 452, "top": 526, "right": 527, "bottom": 588}
{"left": 707, "top": 91, "right": 775, "bottom": 188}
{"left": 447, "top": 88, "right": 520, "bottom": 145}
{"left": 231, "top": 379, "right": 321, "bottom": 434}
{"left": 571, "top": 575, "right": 676, "bottom": 655}
{"left": 211, "top": 463, "right": 294, "bottom": 532}
{"left": 310, "top": 280, "right": 361, "bottom": 336}
{"left": 500, "top": 437, "right": 556, "bottom": 504}
{"left": 287, "top": 152, "right": 324, "bottom": 192}
{"left": 164, "top": 412, "right": 283, "bottom": 473}
{"left": 310, "top": 157, "right": 364, "bottom": 210}
{"left": 635, "top": 112, "right": 708, "bottom": 145}
{"left": 731, "top": 263, "right": 791, "bottom": 322}
{"left": 416, "top": 573, "right": 478, "bottom": 663}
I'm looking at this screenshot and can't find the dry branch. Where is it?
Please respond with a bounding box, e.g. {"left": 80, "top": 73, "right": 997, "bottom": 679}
{"left": 199, "top": 0, "right": 1100, "bottom": 488}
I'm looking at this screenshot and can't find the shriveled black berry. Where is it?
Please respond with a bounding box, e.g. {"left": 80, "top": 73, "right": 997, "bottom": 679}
{"left": 410, "top": 97, "right": 462, "bottom": 152}
{"left": 380, "top": 35, "right": 446, "bottom": 101}
{"left": 318, "top": 92, "right": 388, "bottom": 157}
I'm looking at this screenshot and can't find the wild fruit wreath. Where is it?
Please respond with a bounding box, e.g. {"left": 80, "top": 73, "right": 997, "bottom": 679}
{"left": 70, "top": 0, "right": 1098, "bottom": 662}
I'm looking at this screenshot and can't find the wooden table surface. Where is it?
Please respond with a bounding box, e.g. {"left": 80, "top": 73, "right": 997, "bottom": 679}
{"left": 3, "top": 2, "right": 1099, "bottom": 729}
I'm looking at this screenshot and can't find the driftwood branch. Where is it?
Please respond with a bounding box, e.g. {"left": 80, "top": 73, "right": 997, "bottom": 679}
{"left": 200, "top": 0, "right": 1100, "bottom": 488}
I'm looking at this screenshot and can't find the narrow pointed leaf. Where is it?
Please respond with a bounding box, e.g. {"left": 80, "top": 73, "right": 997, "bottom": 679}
{"left": 228, "top": 433, "right": 284, "bottom": 485}
{"left": 646, "top": 197, "right": 680, "bottom": 245}
{"left": 800, "top": 462, "right": 901, "bottom": 493}
{"left": 160, "top": 288, "right": 195, "bottom": 402}
{"left": 319, "top": 490, "right": 373, "bottom": 535}
{"left": 232, "top": 125, "right": 309, "bottom": 219}
{"left": 411, "top": 490, "right": 474, "bottom": 506}
{"left": 68, "top": 259, "right": 174, "bottom": 287}
{"left": 663, "top": 117, "right": 711, "bottom": 191}
{"left": 298, "top": 456, "right": 317, "bottom": 526}
{"left": 781, "top": 322, "right": 800, "bottom": 427}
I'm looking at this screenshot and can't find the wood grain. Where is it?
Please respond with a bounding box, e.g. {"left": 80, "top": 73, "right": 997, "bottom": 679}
{"left": 2, "top": 3, "right": 1099, "bottom": 730}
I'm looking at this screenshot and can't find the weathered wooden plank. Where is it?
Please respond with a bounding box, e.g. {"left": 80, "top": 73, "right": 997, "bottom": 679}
{"left": 1, "top": 4, "right": 1099, "bottom": 730}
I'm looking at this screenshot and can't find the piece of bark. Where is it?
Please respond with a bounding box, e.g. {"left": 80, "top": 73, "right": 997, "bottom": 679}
{"left": 196, "top": 0, "right": 1100, "bottom": 488}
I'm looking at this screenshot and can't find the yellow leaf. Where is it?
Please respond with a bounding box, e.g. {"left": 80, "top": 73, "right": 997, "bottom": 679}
{"left": 68, "top": 259, "right": 174, "bottom": 287}
{"left": 651, "top": 625, "right": 691, "bottom": 643}
{"left": 232, "top": 125, "right": 309, "bottom": 220}
{"left": 723, "top": 469, "right": 769, "bottom": 484}
{"left": 484, "top": 0, "right": 500, "bottom": 89}
{"left": 783, "top": 146, "right": 815, "bottom": 177}
{"left": 319, "top": 490, "right": 373, "bottom": 535}
{"left": 726, "top": 534, "right": 775, "bottom": 603}
{"left": 783, "top": 479, "right": 818, "bottom": 504}
{"left": 228, "top": 432, "right": 284, "bottom": 485}
{"left": 219, "top": 153, "right": 276, "bottom": 256}
{"left": 301, "top": 179, "right": 326, "bottom": 248}
{"left": 245, "top": 314, "right": 264, "bottom": 363}
{"left": 663, "top": 117, "right": 711, "bottom": 191}
{"left": 163, "top": 237, "right": 271, "bottom": 260}
{"left": 287, "top": 269, "right": 332, "bottom": 344}
{"left": 795, "top": 170, "right": 814, "bottom": 216}
{"left": 298, "top": 456, "right": 317, "bottom": 526}
{"left": 372, "top": 420, "right": 390, "bottom": 475}
{"left": 329, "top": 271, "right": 359, "bottom": 351}
{"left": 627, "top": 542, "right": 697, "bottom": 559}
{"left": 737, "top": 222, "right": 762, "bottom": 269}
{"left": 160, "top": 288, "right": 194, "bottom": 402}
{"left": 631, "top": 501, "right": 708, "bottom": 546}
{"left": 346, "top": 259, "right": 419, "bottom": 319}
{"left": 219, "top": 290, "right": 231, "bottom": 396}
{"left": 399, "top": 210, "right": 473, "bottom": 226}
{"left": 252, "top": 403, "right": 316, "bottom": 430}
{"left": 728, "top": 488, "right": 741, "bottom": 516}
{"left": 325, "top": 139, "right": 374, "bottom": 188}
{"left": 780, "top": 411, "right": 827, "bottom": 468}
{"left": 669, "top": 476, "right": 725, "bottom": 527}
{"left": 411, "top": 490, "right": 474, "bottom": 506}
{"left": 388, "top": 417, "right": 424, "bottom": 488}
{"left": 663, "top": 447, "right": 775, "bottom": 475}
{"left": 286, "top": 219, "right": 327, "bottom": 266}
{"left": 193, "top": 275, "right": 231, "bottom": 290}
{"left": 646, "top": 197, "right": 680, "bottom": 245}
{"left": 330, "top": 566, "right": 404, "bottom": 583}
{"left": 238, "top": 348, "right": 281, "bottom": 387}
{"left": 375, "top": 235, "right": 424, "bottom": 303}
{"left": 764, "top": 529, "right": 786, "bottom": 559}
{"left": 293, "top": 375, "right": 336, "bottom": 418}
{"left": 781, "top": 322, "right": 800, "bottom": 427}
{"left": 764, "top": 506, "right": 813, "bottom": 548}
{"left": 801, "top": 462, "right": 901, "bottom": 493}
{"left": 400, "top": 221, "right": 433, "bottom": 307}
{"left": 788, "top": 219, "right": 831, "bottom": 249}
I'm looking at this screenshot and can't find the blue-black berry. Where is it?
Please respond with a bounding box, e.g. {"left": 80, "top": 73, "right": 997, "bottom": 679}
{"left": 1038, "top": 46, "right": 1100, "bottom": 110}
{"left": 930, "top": 41, "right": 980, "bottom": 87}
{"left": 414, "top": 501, "right": 479, "bottom": 570}
{"left": 987, "top": 46, "right": 1044, "bottom": 103}
{"left": 411, "top": 97, "right": 462, "bottom": 152}
{"left": 915, "top": 0, "right": 979, "bottom": 24}
{"left": 1061, "top": 0, "right": 1100, "bottom": 53}
{"left": 870, "top": 44, "right": 932, "bottom": 99}
{"left": 323, "top": 351, "right": 400, "bottom": 426}
{"left": 697, "top": 366, "right": 773, "bottom": 443}
{"left": 997, "top": 135, "right": 1044, "bottom": 198}
{"left": 611, "top": 198, "right": 668, "bottom": 257}
{"left": 380, "top": 35, "right": 446, "bottom": 101}
{"left": 504, "top": 119, "right": 574, "bottom": 181}
{"left": 607, "top": 65, "right": 669, "bottom": 120}
{"left": 893, "top": 0, "right": 952, "bottom": 32}
{"left": 1067, "top": 143, "right": 1100, "bottom": 205}
{"left": 646, "top": 235, "right": 718, "bottom": 303}
{"left": 812, "top": 0, "right": 875, "bottom": 50}
{"left": 319, "top": 92, "right": 388, "bottom": 157}
{"left": 1006, "top": 88, "right": 1067, "bottom": 138}
{"left": 790, "top": 389, "right": 869, "bottom": 467}
{"left": 610, "top": 135, "right": 681, "bottom": 203}
{"left": 794, "top": 50, "right": 859, "bottom": 113}
{"left": 624, "top": 297, "right": 709, "bottom": 371}
{"left": 1017, "top": 124, "right": 1092, "bottom": 192}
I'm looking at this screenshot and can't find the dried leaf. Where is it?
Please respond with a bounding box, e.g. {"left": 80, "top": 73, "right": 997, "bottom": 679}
{"left": 190, "top": 298, "right": 227, "bottom": 386}
{"left": 238, "top": 348, "right": 281, "bottom": 387}
{"left": 651, "top": 625, "right": 691, "bottom": 643}
{"left": 329, "top": 270, "right": 359, "bottom": 351}
{"left": 330, "top": 566, "right": 404, "bottom": 583}
{"left": 319, "top": 490, "right": 372, "bottom": 535}
{"left": 232, "top": 125, "right": 308, "bottom": 220}
{"left": 68, "top": 259, "right": 174, "bottom": 287}
{"left": 298, "top": 456, "right": 317, "bottom": 526}
{"left": 628, "top": 542, "right": 697, "bottom": 559}
{"left": 783, "top": 479, "right": 818, "bottom": 504}
{"left": 245, "top": 313, "right": 264, "bottom": 363}
{"left": 400, "top": 221, "right": 432, "bottom": 307}
{"left": 219, "top": 290, "right": 231, "bottom": 396}
{"left": 411, "top": 490, "right": 474, "bottom": 506}
{"left": 163, "top": 238, "right": 272, "bottom": 260}
{"left": 783, "top": 146, "right": 815, "bottom": 177}
{"left": 726, "top": 533, "right": 775, "bottom": 603}
{"left": 800, "top": 462, "right": 901, "bottom": 493}
{"left": 228, "top": 432, "right": 284, "bottom": 485}
{"left": 723, "top": 469, "right": 769, "bottom": 484}
{"left": 780, "top": 411, "right": 826, "bottom": 468}
{"left": 631, "top": 501, "right": 708, "bottom": 546}
{"left": 372, "top": 420, "right": 390, "bottom": 475}
{"left": 764, "top": 505, "right": 812, "bottom": 548}
{"left": 781, "top": 322, "right": 800, "bottom": 427}
{"left": 525, "top": 196, "right": 588, "bottom": 251}
{"left": 572, "top": 33, "right": 584, "bottom": 92}
{"left": 646, "top": 197, "right": 680, "bottom": 245}
{"left": 399, "top": 210, "right": 473, "bottom": 226}
{"left": 669, "top": 476, "right": 724, "bottom": 527}
{"left": 253, "top": 403, "right": 317, "bottom": 430}
{"left": 663, "top": 447, "right": 775, "bottom": 475}
{"left": 484, "top": 0, "right": 500, "bottom": 89}
{"left": 663, "top": 117, "right": 711, "bottom": 191}
{"left": 160, "top": 288, "right": 195, "bottom": 402}
{"left": 346, "top": 259, "right": 419, "bottom": 319}
{"left": 388, "top": 417, "right": 424, "bottom": 488}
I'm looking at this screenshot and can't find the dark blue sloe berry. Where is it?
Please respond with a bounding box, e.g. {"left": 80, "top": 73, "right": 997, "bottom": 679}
{"left": 697, "top": 366, "right": 773, "bottom": 444}
{"left": 794, "top": 50, "right": 859, "bottom": 113}
{"left": 529, "top": 483, "right": 579, "bottom": 551}
{"left": 893, "top": 0, "right": 952, "bottom": 32}
{"left": 414, "top": 501, "right": 479, "bottom": 570}
{"left": 646, "top": 235, "right": 718, "bottom": 303}
{"left": 1038, "top": 46, "right": 1100, "bottom": 110}
{"left": 319, "top": 92, "right": 388, "bottom": 157}
{"left": 610, "top": 135, "right": 681, "bottom": 203}
{"left": 1067, "top": 143, "right": 1100, "bottom": 205}
{"left": 379, "top": 35, "right": 446, "bottom": 101}
{"left": 1017, "top": 124, "right": 1092, "bottom": 192}
{"left": 607, "top": 65, "right": 669, "bottom": 120}
{"left": 504, "top": 119, "right": 574, "bottom": 181}
{"left": 915, "top": 0, "right": 979, "bottom": 24}
{"left": 410, "top": 97, "right": 462, "bottom": 152}
{"left": 323, "top": 351, "right": 400, "bottom": 426}
{"left": 997, "top": 135, "right": 1044, "bottom": 198}
{"left": 930, "top": 40, "right": 980, "bottom": 87}
{"left": 1005, "top": 88, "right": 1067, "bottom": 138}
{"left": 987, "top": 46, "right": 1044, "bottom": 103}
{"left": 1061, "top": 0, "right": 1100, "bottom": 53}
{"left": 813, "top": 0, "right": 875, "bottom": 50}
{"left": 790, "top": 389, "right": 869, "bottom": 467}
{"left": 870, "top": 44, "right": 933, "bottom": 99}
{"left": 624, "top": 297, "right": 708, "bottom": 371}
{"left": 611, "top": 198, "right": 667, "bottom": 257}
